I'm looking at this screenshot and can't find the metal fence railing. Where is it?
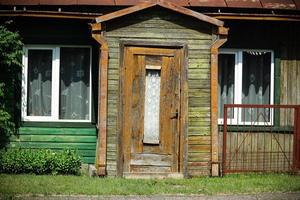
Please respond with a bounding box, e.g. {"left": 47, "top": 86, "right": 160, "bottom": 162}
{"left": 222, "top": 104, "right": 300, "bottom": 174}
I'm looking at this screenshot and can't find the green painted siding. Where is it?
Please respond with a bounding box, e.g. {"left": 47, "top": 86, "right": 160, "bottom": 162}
{"left": 105, "top": 8, "right": 214, "bottom": 176}
{"left": 8, "top": 127, "right": 97, "bottom": 164}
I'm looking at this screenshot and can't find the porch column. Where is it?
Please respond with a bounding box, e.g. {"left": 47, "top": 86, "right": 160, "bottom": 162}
{"left": 211, "top": 26, "right": 228, "bottom": 176}
{"left": 91, "top": 23, "right": 108, "bottom": 176}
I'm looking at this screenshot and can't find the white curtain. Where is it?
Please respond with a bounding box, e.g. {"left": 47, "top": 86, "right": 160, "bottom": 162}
{"left": 218, "top": 54, "right": 235, "bottom": 119}
{"left": 27, "top": 50, "right": 52, "bottom": 116}
{"left": 59, "top": 48, "right": 90, "bottom": 120}
{"left": 242, "top": 51, "right": 271, "bottom": 122}
{"left": 143, "top": 69, "right": 161, "bottom": 144}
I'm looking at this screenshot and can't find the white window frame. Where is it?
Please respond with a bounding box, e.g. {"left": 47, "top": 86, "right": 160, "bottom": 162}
{"left": 22, "top": 45, "right": 92, "bottom": 122}
{"left": 218, "top": 49, "right": 274, "bottom": 125}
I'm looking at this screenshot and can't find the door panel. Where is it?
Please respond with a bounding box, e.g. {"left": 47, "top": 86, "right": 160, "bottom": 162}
{"left": 122, "top": 46, "right": 182, "bottom": 175}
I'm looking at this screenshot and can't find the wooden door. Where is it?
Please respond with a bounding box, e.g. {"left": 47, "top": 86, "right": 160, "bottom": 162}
{"left": 121, "top": 46, "right": 182, "bottom": 176}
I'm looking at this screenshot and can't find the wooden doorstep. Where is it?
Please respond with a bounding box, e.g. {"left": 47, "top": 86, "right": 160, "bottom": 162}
{"left": 123, "top": 172, "right": 184, "bottom": 179}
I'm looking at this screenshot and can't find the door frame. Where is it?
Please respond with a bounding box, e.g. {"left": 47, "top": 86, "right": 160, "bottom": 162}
{"left": 117, "top": 40, "right": 188, "bottom": 177}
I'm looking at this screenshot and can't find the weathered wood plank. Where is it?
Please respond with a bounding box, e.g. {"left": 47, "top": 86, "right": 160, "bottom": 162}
{"left": 130, "top": 153, "right": 172, "bottom": 166}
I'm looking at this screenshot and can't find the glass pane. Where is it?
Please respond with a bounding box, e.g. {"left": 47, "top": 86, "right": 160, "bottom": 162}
{"left": 143, "top": 69, "right": 161, "bottom": 144}
{"left": 218, "top": 54, "right": 235, "bottom": 119}
{"left": 59, "top": 47, "right": 90, "bottom": 120}
{"left": 27, "top": 49, "right": 52, "bottom": 116}
{"left": 242, "top": 51, "right": 271, "bottom": 122}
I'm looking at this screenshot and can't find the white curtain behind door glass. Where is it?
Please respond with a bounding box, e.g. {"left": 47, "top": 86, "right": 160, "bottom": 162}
{"left": 27, "top": 50, "right": 52, "bottom": 116}
{"left": 242, "top": 52, "right": 271, "bottom": 122}
{"left": 143, "top": 69, "right": 161, "bottom": 144}
{"left": 59, "top": 48, "right": 90, "bottom": 120}
{"left": 218, "top": 54, "right": 235, "bottom": 119}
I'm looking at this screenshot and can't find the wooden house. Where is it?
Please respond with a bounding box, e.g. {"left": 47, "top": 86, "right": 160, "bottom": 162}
{"left": 0, "top": 0, "right": 299, "bottom": 177}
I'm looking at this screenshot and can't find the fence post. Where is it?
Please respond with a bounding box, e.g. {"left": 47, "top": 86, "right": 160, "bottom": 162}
{"left": 294, "top": 107, "right": 300, "bottom": 173}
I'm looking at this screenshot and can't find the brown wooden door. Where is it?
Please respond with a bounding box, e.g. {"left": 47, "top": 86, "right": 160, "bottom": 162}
{"left": 121, "top": 46, "right": 182, "bottom": 176}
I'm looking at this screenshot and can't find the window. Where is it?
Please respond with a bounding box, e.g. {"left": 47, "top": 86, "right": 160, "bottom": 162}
{"left": 22, "top": 46, "right": 92, "bottom": 122}
{"left": 218, "top": 49, "right": 274, "bottom": 124}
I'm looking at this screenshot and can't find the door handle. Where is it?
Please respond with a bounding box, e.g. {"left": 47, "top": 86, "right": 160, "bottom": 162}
{"left": 170, "top": 109, "right": 179, "bottom": 119}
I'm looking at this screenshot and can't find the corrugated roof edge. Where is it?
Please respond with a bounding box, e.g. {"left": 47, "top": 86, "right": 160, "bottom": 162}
{"left": 0, "top": 0, "right": 299, "bottom": 10}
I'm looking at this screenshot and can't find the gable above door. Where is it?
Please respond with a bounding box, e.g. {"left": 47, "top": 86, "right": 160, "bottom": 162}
{"left": 94, "top": 0, "right": 227, "bottom": 33}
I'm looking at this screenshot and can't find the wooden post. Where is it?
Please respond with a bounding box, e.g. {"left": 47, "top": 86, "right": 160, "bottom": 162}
{"left": 91, "top": 23, "right": 108, "bottom": 176}
{"left": 210, "top": 26, "right": 228, "bottom": 176}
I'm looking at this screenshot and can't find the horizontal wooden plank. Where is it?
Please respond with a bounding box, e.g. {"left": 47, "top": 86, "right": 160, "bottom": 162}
{"left": 188, "top": 161, "right": 210, "bottom": 167}
{"left": 81, "top": 157, "right": 95, "bottom": 164}
{"left": 188, "top": 120, "right": 210, "bottom": 127}
{"left": 9, "top": 142, "right": 96, "bottom": 150}
{"left": 19, "top": 127, "right": 96, "bottom": 136}
{"left": 188, "top": 81, "right": 210, "bottom": 89}
{"left": 188, "top": 152, "right": 211, "bottom": 162}
{"left": 10, "top": 135, "right": 96, "bottom": 143}
{"left": 108, "top": 39, "right": 211, "bottom": 50}
{"left": 188, "top": 145, "right": 211, "bottom": 153}
{"left": 106, "top": 29, "right": 211, "bottom": 40}
{"left": 188, "top": 135, "right": 211, "bottom": 145}
{"left": 188, "top": 114, "right": 210, "bottom": 119}
{"left": 130, "top": 165, "right": 171, "bottom": 173}
{"left": 188, "top": 168, "right": 209, "bottom": 176}
{"left": 130, "top": 153, "right": 172, "bottom": 166}
{"left": 188, "top": 73, "right": 210, "bottom": 80}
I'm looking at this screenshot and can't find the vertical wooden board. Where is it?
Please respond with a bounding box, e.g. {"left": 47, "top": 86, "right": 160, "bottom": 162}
{"left": 122, "top": 48, "right": 134, "bottom": 173}
{"left": 132, "top": 55, "right": 145, "bottom": 154}
{"left": 160, "top": 56, "right": 173, "bottom": 155}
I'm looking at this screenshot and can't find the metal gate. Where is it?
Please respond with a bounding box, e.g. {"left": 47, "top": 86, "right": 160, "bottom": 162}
{"left": 222, "top": 104, "right": 300, "bottom": 174}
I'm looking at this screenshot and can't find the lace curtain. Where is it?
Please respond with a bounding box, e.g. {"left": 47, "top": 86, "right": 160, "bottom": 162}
{"left": 27, "top": 49, "right": 52, "bottom": 116}
{"left": 242, "top": 52, "right": 271, "bottom": 122}
{"left": 218, "top": 54, "right": 235, "bottom": 119}
{"left": 143, "top": 69, "right": 161, "bottom": 144}
{"left": 59, "top": 47, "right": 90, "bottom": 120}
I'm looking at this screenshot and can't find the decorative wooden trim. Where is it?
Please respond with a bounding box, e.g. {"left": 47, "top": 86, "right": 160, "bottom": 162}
{"left": 157, "top": 0, "right": 223, "bottom": 27}
{"left": 91, "top": 23, "right": 108, "bottom": 176}
{"left": 210, "top": 35, "right": 227, "bottom": 177}
{"left": 95, "top": 0, "right": 224, "bottom": 27}
{"left": 96, "top": 2, "right": 155, "bottom": 23}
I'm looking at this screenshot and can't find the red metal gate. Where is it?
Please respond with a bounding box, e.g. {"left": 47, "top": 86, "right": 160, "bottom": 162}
{"left": 222, "top": 104, "right": 300, "bottom": 174}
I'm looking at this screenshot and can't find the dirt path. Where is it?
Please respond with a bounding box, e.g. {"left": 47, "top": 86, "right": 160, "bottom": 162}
{"left": 2, "top": 192, "right": 300, "bottom": 200}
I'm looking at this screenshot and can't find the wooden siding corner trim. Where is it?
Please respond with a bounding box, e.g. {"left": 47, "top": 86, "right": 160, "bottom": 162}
{"left": 210, "top": 35, "right": 227, "bottom": 177}
{"left": 91, "top": 23, "right": 108, "bottom": 176}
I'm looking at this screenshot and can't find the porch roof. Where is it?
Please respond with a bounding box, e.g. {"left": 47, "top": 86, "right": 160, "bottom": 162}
{"left": 0, "top": 0, "right": 299, "bottom": 10}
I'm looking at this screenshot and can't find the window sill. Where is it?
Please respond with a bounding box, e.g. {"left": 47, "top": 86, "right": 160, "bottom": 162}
{"left": 21, "top": 121, "right": 96, "bottom": 128}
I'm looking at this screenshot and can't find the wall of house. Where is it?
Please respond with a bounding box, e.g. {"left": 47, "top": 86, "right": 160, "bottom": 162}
{"left": 104, "top": 8, "right": 215, "bottom": 176}
{"left": 218, "top": 20, "right": 300, "bottom": 172}
{"left": 223, "top": 20, "right": 300, "bottom": 106}
{"left": 0, "top": 18, "right": 98, "bottom": 164}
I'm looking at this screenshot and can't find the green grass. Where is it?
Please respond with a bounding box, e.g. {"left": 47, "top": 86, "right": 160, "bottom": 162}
{"left": 0, "top": 173, "right": 299, "bottom": 196}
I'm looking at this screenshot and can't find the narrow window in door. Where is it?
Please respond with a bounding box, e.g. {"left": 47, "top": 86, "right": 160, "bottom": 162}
{"left": 143, "top": 56, "right": 162, "bottom": 144}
